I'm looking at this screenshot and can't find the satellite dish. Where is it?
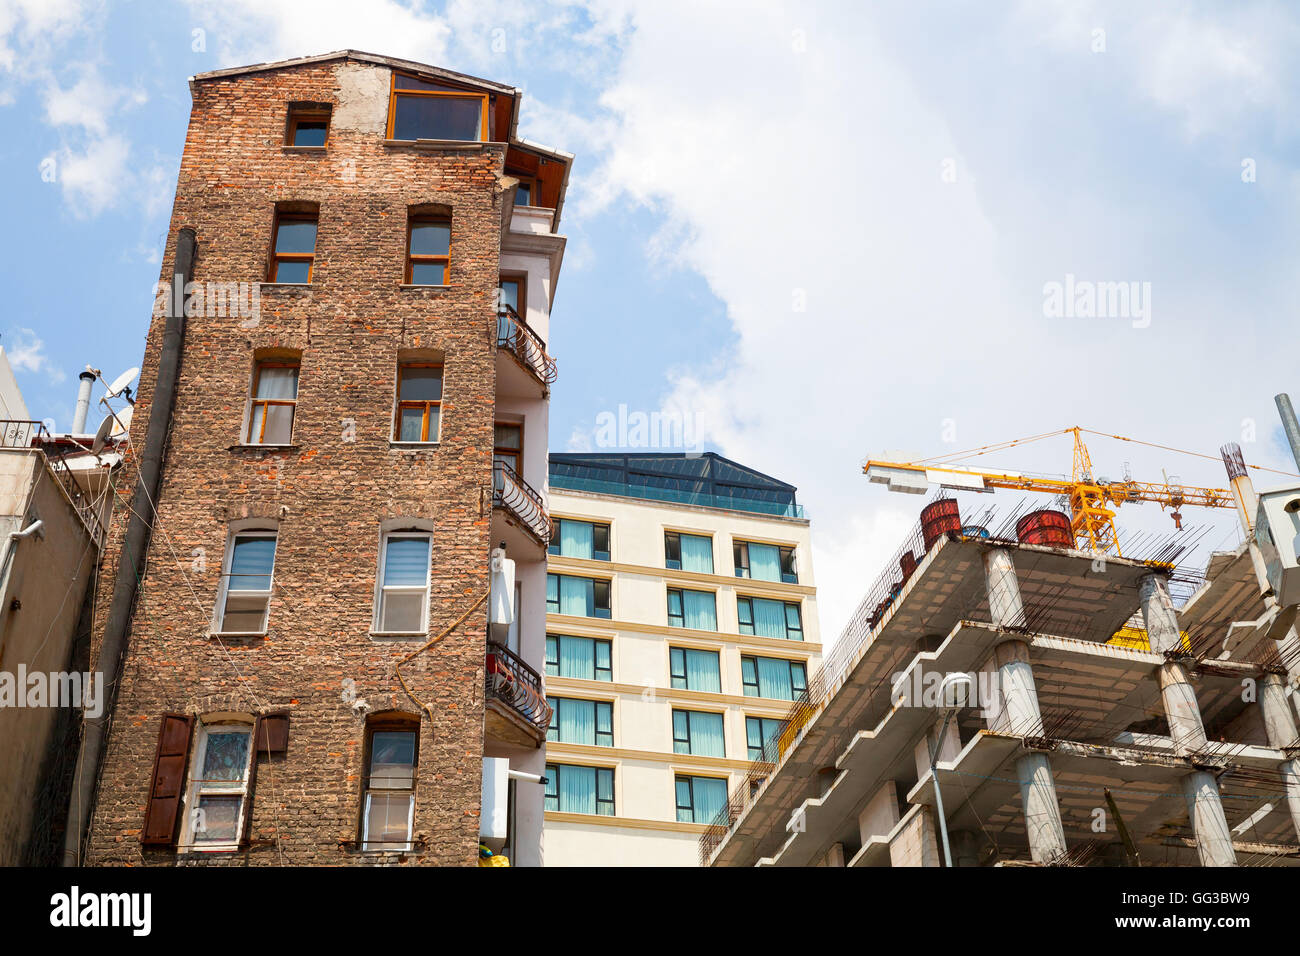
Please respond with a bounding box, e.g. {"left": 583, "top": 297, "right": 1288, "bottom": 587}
{"left": 109, "top": 404, "right": 133, "bottom": 436}
{"left": 91, "top": 414, "right": 115, "bottom": 455}
{"left": 105, "top": 366, "right": 140, "bottom": 400}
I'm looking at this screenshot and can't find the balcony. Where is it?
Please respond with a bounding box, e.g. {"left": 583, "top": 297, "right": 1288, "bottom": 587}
{"left": 496, "top": 305, "right": 556, "bottom": 396}
{"left": 484, "top": 640, "right": 552, "bottom": 748}
{"left": 1, "top": 421, "right": 105, "bottom": 542}
{"left": 493, "top": 460, "right": 551, "bottom": 551}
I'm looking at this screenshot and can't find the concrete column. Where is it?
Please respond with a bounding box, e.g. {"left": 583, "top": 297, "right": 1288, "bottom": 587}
{"left": 1139, "top": 573, "right": 1182, "bottom": 654}
{"left": 1159, "top": 660, "right": 1207, "bottom": 753}
{"left": 1259, "top": 673, "right": 1300, "bottom": 842}
{"left": 988, "top": 638, "right": 1068, "bottom": 863}
{"left": 983, "top": 547, "right": 1025, "bottom": 629}
{"left": 1182, "top": 771, "right": 1237, "bottom": 867}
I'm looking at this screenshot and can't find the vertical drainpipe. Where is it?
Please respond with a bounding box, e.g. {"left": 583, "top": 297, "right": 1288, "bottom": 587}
{"left": 62, "top": 229, "right": 196, "bottom": 866}
{"left": 982, "top": 547, "right": 1068, "bottom": 864}
{"left": 1139, "top": 572, "right": 1237, "bottom": 866}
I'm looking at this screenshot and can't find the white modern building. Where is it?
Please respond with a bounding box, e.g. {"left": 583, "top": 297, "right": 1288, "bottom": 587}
{"left": 541, "top": 453, "right": 822, "bottom": 866}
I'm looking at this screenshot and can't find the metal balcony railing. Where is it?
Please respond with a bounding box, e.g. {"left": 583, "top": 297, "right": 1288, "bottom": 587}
{"left": 492, "top": 459, "right": 551, "bottom": 547}
{"left": 496, "top": 305, "right": 557, "bottom": 388}
{"left": 0, "top": 420, "right": 105, "bottom": 543}
{"left": 485, "top": 640, "right": 552, "bottom": 735}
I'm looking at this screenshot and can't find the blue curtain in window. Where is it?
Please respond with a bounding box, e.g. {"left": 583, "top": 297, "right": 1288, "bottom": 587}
{"left": 757, "top": 657, "right": 793, "bottom": 700}
{"left": 680, "top": 534, "right": 714, "bottom": 574}
{"left": 686, "top": 649, "right": 721, "bottom": 693}
{"left": 559, "top": 576, "right": 594, "bottom": 616}
{"left": 751, "top": 597, "right": 787, "bottom": 638}
{"left": 558, "top": 765, "right": 596, "bottom": 814}
{"left": 558, "top": 699, "right": 595, "bottom": 744}
{"left": 748, "top": 543, "right": 781, "bottom": 582}
{"left": 559, "top": 636, "right": 594, "bottom": 678}
{"left": 693, "top": 777, "right": 728, "bottom": 824}
{"left": 561, "top": 520, "right": 594, "bottom": 559}
{"left": 683, "top": 590, "right": 717, "bottom": 631}
{"left": 690, "top": 712, "right": 725, "bottom": 757}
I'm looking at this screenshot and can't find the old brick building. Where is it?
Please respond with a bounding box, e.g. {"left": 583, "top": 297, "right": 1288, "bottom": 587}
{"left": 72, "top": 51, "right": 569, "bottom": 866}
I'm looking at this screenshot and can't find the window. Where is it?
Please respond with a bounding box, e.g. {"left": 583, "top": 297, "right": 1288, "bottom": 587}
{"left": 511, "top": 177, "right": 536, "bottom": 207}
{"left": 361, "top": 722, "right": 418, "bottom": 851}
{"left": 546, "top": 697, "right": 613, "bottom": 747}
{"left": 497, "top": 275, "right": 524, "bottom": 344}
{"left": 493, "top": 422, "right": 522, "bottom": 472}
{"left": 388, "top": 72, "right": 488, "bottom": 142}
{"left": 545, "top": 764, "right": 614, "bottom": 816}
{"left": 546, "top": 634, "right": 612, "bottom": 681}
{"left": 217, "top": 532, "right": 277, "bottom": 633}
{"left": 286, "top": 105, "right": 330, "bottom": 146}
{"left": 394, "top": 364, "right": 443, "bottom": 442}
{"left": 667, "top": 588, "right": 717, "bottom": 631}
{"left": 745, "top": 716, "right": 786, "bottom": 762}
{"left": 549, "top": 518, "right": 610, "bottom": 561}
{"left": 181, "top": 722, "right": 253, "bottom": 850}
{"left": 671, "top": 709, "right": 725, "bottom": 757}
{"left": 675, "top": 774, "right": 728, "bottom": 825}
{"left": 547, "top": 574, "right": 611, "bottom": 619}
{"left": 670, "top": 647, "right": 721, "bottom": 692}
{"left": 406, "top": 217, "right": 450, "bottom": 285}
{"left": 734, "top": 541, "right": 797, "bottom": 583}
{"left": 269, "top": 210, "right": 317, "bottom": 283}
{"left": 737, "top": 597, "right": 803, "bottom": 641}
{"left": 245, "top": 360, "right": 299, "bottom": 445}
{"left": 665, "top": 531, "right": 713, "bottom": 573}
{"left": 375, "top": 532, "right": 432, "bottom": 633}
{"left": 741, "top": 656, "right": 808, "bottom": 701}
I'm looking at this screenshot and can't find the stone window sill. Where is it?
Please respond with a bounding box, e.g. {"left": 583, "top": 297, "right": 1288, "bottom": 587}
{"left": 369, "top": 631, "right": 429, "bottom": 642}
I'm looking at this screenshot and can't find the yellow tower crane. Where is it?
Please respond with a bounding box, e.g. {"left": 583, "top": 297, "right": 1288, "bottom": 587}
{"left": 863, "top": 427, "right": 1245, "bottom": 556}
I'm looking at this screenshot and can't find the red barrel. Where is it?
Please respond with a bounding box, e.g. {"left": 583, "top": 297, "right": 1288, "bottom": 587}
{"left": 921, "top": 499, "right": 962, "bottom": 550}
{"left": 899, "top": 550, "right": 918, "bottom": 582}
{"left": 1015, "top": 509, "right": 1073, "bottom": 548}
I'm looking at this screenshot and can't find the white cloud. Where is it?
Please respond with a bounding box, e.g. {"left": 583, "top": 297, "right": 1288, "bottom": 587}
{"left": 43, "top": 66, "right": 146, "bottom": 136}
{"left": 48, "top": 133, "right": 130, "bottom": 215}
{"left": 5, "top": 327, "right": 65, "bottom": 385}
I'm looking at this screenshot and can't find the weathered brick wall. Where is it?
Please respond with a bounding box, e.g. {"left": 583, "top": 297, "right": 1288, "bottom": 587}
{"left": 84, "top": 57, "right": 508, "bottom": 866}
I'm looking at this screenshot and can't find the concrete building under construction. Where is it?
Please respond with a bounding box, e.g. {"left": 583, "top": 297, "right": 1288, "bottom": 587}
{"left": 701, "top": 442, "right": 1300, "bottom": 868}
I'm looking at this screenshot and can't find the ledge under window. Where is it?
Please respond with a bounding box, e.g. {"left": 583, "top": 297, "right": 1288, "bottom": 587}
{"left": 383, "top": 138, "right": 494, "bottom": 151}
{"left": 389, "top": 441, "right": 440, "bottom": 449}
{"left": 259, "top": 282, "right": 316, "bottom": 291}
{"left": 281, "top": 145, "right": 327, "bottom": 154}
{"left": 369, "top": 631, "right": 429, "bottom": 641}
{"left": 228, "top": 443, "right": 300, "bottom": 453}
{"left": 398, "top": 283, "right": 451, "bottom": 291}
{"left": 208, "top": 631, "right": 268, "bottom": 640}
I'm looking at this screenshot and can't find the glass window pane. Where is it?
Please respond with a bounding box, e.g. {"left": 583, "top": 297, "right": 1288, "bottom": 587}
{"left": 409, "top": 261, "right": 446, "bottom": 285}
{"left": 229, "top": 536, "right": 276, "bottom": 590}
{"left": 220, "top": 596, "right": 268, "bottom": 633}
{"left": 398, "top": 406, "right": 426, "bottom": 442}
{"left": 255, "top": 366, "right": 298, "bottom": 400}
{"left": 273, "top": 259, "right": 311, "bottom": 284}
{"left": 399, "top": 366, "right": 443, "bottom": 402}
{"left": 516, "top": 182, "right": 531, "bottom": 206}
{"left": 363, "top": 792, "right": 413, "bottom": 849}
{"left": 201, "top": 731, "right": 251, "bottom": 784}
{"left": 499, "top": 279, "right": 520, "bottom": 312}
{"left": 494, "top": 424, "right": 521, "bottom": 449}
{"left": 383, "top": 537, "right": 430, "bottom": 586}
{"left": 380, "top": 590, "right": 424, "bottom": 632}
{"left": 393, "top": 95, "right": 482, "bottom": 141}
{"left": 274, "top": 219, "right": 317, "bottom": 254}
{"left": 194, "top": 795, "right": 242, "bottom": 843}
{"left": 410, "top": 222, "right": 450, "bottom": 256}
{"left": 261, "top": 403, "right": 294, "bottom": 444}
{"left": 292, "top": 120, "right": 328, "bottom": 146}
{"left": 369, "top": 731, "right": 416, "bottom": 787}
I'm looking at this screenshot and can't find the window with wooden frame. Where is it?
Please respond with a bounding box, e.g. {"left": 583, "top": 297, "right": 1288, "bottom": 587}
{"left": 406, "top": 216, "right": 450, "bottom": 285}
{"left": 387, "top": 71, "right": 489, "bottom": 142}
{"left": 374, "top": 531, "right": 432, "bottom": 633}
{"left": 286, "top": 105, "right": 331, "bottom": 147}
{"left": 245, "top": 360, "right": 299, "bottom": 444}
{"left": 393, "top": 364, "right": 443, "bottom": 442}
{"left": 511, "top": 176, "right": 537, "bottom": 207}
{"left": 269, "top": 210, "right": 318, "bottom": 283}
{"left": 497, "top": 274, "right": 525, "bottom": 343}
{"left": 217, "top": 531, "right": 278, "bottom": 634}
{"left": 178, "top": 721, "right": 254, "bottom": 851}
{"left": 361, "top": 717, "right": 419, "bottom": 852}
{"left": 493, "top": 421, "right": 522, "bottom": 472}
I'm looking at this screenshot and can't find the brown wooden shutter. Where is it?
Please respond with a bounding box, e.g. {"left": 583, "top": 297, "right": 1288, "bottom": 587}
{"left": 141, "top": 713, "right": 194, "bottom": 846}
{"left": 255, "top": 711, "right": 290, "bottom": 753}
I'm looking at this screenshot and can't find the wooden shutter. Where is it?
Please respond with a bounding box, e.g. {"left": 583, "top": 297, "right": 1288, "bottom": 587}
{"left": 256, "top": 712, "right": 290, "bottom": 753}
{"left": 141, "top": 713, "right": 194, "bottom": 846}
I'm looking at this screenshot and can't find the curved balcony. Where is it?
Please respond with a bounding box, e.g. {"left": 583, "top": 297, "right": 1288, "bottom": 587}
{"left": 484, "top": 640, "right": 552, "bottom": 748}
{"left": 496, "top": 306, "right": 557, "bottom": 394}
{"left": 493, "top": 460, "right": 551, "bottom": 549}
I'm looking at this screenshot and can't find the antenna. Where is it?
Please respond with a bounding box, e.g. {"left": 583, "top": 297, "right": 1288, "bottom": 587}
{"left": 109, "top": 404, "right": 133, "bottom": 436}
{"left": 91, "top": 414, "right": 114, "bottom": 455}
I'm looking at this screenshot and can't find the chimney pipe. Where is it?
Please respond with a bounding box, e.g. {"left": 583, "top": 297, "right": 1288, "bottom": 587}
{"left": 1220, "top": 443, "right": 1258, "bottom": 534}
{"left": 1276, "top": 394, "right": 1300, "bottom": 472}
{"left": 71, "top": 370, "right": 95, "bottom": 433}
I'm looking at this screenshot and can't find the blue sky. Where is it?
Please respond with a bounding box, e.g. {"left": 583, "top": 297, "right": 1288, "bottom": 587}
{"left": 4, "top": 0, "right": 1300, "bottom": 636}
